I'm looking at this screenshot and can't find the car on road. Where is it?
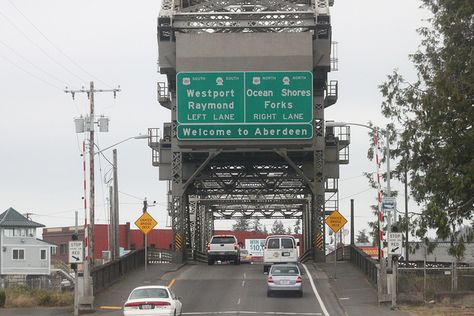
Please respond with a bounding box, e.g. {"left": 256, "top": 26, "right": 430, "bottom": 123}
{"left": 267, "top": 263, "right": 303, "bottom": 297}
{"left": 123, "top": 285, "right": 182, "bottom": 316}
{"left": 263, "top": 235, "right": 299, "bottom": 273}
{"left": 239, "top": 249, "right": 252, "bottom": 263}
{"left": 207, "top": 234, "right": 240, "bottom": 265}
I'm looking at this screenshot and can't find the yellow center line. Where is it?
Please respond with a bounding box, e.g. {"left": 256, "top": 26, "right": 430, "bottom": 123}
{"left": 99, "top": 306, "right": 122, "bottom": 310}
{"left": 168, "top": 278, "right": 176, "bottom": 288}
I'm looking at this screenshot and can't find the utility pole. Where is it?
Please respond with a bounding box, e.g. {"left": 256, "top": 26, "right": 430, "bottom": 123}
{"left": 65, "top": 81, "right": 120, "bottom": 309}
{"left": 113, "top": 149, "right": 120, "bottom": 260}
{"left": 143, "top": 198, "right": 148, "bottom": 272}
{"left": 404, "top": 163, "right": 409, "bottom": 262}
{"left": 350, "top": 199, "right": 354, "bottom": 246}
{"left": 108, "top": 186, "right": 114, "bottom": 261}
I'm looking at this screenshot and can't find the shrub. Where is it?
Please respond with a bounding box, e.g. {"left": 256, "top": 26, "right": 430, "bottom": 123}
{"left": 0, "top": 289, "right": 5, "bottom": 307}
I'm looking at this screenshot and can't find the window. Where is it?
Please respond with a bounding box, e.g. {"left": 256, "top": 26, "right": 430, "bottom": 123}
{"left": 211, "top": 236, "right": 236, "bottom": 244}
{"left": 40, "top": 249, "right": 47, "bottom": 260}
{"left": 267, "top": 238, "right": 280, "bottom": 249}
{"left": 51, "top": 246, "right": 57, "bottom": 255}
{"left": 129, "top": 288, "right": 169, "bottom": 299}
{"left": 281, "top": 238, "right": 295, "bottom": 249}
{"left": 13, "top": 249, "right": 25, "bottom": 260}
{"left": 4, "top": 228, "right": 14, "bottom": 237}
{"left": 60, "top": 244, "right": 67, "bottom": 255}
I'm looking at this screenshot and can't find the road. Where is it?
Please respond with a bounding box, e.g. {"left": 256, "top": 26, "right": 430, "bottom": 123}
{"left": 94, "top": 262, "right": 344, "bottom": 316}
{"left": 167, "top": 263, "right": 329, "bottom": 315}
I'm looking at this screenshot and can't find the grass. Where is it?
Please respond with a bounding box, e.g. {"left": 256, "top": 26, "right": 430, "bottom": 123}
{"left": 3, "top": 286, "right": 73, "bottom": 308}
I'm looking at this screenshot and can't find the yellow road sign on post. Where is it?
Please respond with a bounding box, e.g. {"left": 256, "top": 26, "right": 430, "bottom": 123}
{"left": 135, "top": 212, "right": 157, "bottom": 235}
{"left": 325, "top": 210, "right": 347, "bottom": 233}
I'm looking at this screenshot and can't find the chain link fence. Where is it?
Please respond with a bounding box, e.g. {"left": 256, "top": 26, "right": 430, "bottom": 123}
{"left": 397, "top": 264, "right": 474, "bottom": 302}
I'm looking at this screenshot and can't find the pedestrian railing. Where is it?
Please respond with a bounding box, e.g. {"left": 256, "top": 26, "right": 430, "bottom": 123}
{"left": 349, "top": 245, "right": 378, "bottom": 286}
{"left": 92, "top": 249, "right": 145, "bottom": 294}
{"left": 148, "top": 248, "right": 175, "bottom": 263}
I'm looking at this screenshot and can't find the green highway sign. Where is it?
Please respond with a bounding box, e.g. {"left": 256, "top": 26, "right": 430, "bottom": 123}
{"left": 177, "top": 124, "right": 313, "bottom": 140}
{"left": 176, "top": 71, "right": 313, "bottom": 140}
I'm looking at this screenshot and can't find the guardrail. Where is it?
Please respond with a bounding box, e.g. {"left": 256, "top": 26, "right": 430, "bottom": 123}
{"left": 349, "top": 245, "right": 378, "bottom": 286}
{"left": 92, "top": 249, "right": 145, "bottom": 294}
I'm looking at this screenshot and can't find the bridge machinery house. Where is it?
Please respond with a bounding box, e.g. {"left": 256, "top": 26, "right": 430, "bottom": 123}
{"left": 0, "top": 207, "right": 56, "bottom": 288}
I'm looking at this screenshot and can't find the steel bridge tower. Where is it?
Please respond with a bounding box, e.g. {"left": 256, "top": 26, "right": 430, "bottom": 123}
{"left": 149, "top": 0, "right": 348, "bottom": 262}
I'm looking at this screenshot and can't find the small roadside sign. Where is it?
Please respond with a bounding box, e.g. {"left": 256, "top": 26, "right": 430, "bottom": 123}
{"left": 388, "top": 232, "right": 403, "bottom": 256}
{"left": 135, "top": 211, "right": 158, "bottom": 235}
{"left": 68, "top": 241, "right": 83, "bottom": 263}
{"left": 325, "top": 210, "right": 348, "bottom": 233}
{"left": 382, "top": 197, "right": 397, "bottom": 212}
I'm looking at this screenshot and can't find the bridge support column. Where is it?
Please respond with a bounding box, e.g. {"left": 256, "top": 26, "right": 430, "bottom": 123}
{"left": 170, "top": 148, "right": 187, "bottom": 263}
{"left": 312, "top": 87, "right": 326, "bottom": 262}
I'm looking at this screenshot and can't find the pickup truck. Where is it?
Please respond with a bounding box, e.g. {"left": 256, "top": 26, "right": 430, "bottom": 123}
{"left": 207, "top": 235, "right": 240, "bottom": 265}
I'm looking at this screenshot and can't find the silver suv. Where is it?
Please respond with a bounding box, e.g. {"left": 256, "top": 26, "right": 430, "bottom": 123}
{"left": 207, "top": 235, "right": 240, "bottom": 265}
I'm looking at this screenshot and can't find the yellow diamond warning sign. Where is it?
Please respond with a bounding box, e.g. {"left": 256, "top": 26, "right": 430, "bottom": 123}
{"left": 135, "top": 212, "right": 157, "bottom": 235}
{"left": 325, "top": 210, "right": 347, "bottom": 233}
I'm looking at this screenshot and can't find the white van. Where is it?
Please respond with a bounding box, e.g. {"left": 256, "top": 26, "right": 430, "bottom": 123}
{"left": 263, "top": 235, "right": 299, "bottom": 273}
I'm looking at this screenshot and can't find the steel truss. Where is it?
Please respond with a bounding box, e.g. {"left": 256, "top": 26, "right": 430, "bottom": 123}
{"left": 157, "top": 0, "right": 337, "bottom": 263}
{"left": 159, "top": 0, "right": 332, "bottom": 34}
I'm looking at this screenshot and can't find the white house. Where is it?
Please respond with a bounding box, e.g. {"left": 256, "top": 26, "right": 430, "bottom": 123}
{"left": 0, "top": 207, "right": 55, "bottom": 277}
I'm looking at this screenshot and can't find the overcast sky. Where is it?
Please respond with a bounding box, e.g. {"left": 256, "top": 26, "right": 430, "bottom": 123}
{"left": 0, "top": 0, "right": 429, "bottom": 242}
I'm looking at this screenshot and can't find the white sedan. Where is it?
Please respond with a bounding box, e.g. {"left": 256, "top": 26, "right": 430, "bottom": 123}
{"left": 123, "top": 285, "right": 183, "bottom": 316}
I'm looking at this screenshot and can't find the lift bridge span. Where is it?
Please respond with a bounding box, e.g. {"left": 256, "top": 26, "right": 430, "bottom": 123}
{"left": 148, "top": 0, "right": 350, "bottom": 263}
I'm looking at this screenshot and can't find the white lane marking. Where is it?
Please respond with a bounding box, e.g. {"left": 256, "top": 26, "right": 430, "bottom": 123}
{"left": 302, "top": 263, "right": 330, "bottom": 316}
{"left": 243, "top": 273, "right": 247, "bottom": 279}
{"left": 237, "top": 298, "right": 241, "bottom": 305}
{"left": 339, "top": 297, "right": 350, "bottom": 300}
{"left": 242, "top": 280, "right": 245, "bottom": 287}
{"left": 183, "top": 312, "right": 321, "bottom": 315}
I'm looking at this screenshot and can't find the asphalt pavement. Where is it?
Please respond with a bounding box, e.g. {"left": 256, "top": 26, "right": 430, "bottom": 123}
{"left": 1, "top": 260, "right": 411, "bottom": 316}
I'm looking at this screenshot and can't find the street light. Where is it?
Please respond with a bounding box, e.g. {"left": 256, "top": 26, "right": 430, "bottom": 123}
{"left": 326, "top": 120, "right": 392, "bottom": 300}
{"left": 96, "top": 134, "right": 149, "bottom": 155}
{"left": 95, "top": 134, "right": 149, "bottom": 261}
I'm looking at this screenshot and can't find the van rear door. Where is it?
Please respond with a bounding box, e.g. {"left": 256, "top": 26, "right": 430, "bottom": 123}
{"left": 264, "top": 236, "right": 298, "bottom": 263}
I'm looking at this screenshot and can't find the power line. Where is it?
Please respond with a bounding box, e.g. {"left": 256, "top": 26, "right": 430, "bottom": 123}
{"left": 0, "top": 39, "right": 71, "bottom": 86}
{"left": 0, "top": 8, "right": 86, "bottom": 85}
{"left": 7, "top": 0, "right": 113, "bottom": 89}
{"left": 339, "top": 187, "right": 373, "bottom": 201}
{"left": 0, "top": 54, "right": 62, "bottom": 90}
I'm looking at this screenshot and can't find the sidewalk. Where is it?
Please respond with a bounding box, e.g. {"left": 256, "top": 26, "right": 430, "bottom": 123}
{"left": 312, "top": 261, "right": 408, "bottom": 316}
{"left": 1, "top": 263, "right": 184, "bottom": 316}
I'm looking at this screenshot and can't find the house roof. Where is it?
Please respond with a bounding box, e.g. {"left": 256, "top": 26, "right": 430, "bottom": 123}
{"left": 0, "top": 207, "right": 45, "bottom": 228}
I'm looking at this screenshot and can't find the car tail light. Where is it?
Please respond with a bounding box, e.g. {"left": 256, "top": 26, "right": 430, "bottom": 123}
{"left": 267, "top": 276, "right": 273, "bottom": 283}
{"left": 234, "top": 243, "right": 239, "bottom": 250}
{"left": 207, "top": 243, "right": 210, "bottom": 251}
{"left": 296, "top": 276, "right": 302, "bottom": 283}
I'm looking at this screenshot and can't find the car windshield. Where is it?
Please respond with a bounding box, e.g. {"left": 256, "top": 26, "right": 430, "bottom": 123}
{"left": 271, "top": 266, "right": 300, "bottom": 276}
{"left": 211, "top": 237, "right": 235, "bottom": 244}
{"left": 281, "top": 238, "right": 295, "bottom": 249}
{"left": 129, "top": 288, "right": 169, "bottom": 299}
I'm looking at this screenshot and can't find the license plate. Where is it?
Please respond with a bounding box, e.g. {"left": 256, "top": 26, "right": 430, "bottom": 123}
{"left": 282, "top": 252, "right": 290, "bottom": 256}
{"left": 140, "top": 305, "right": 153, "bottom": 310}
{"left": 280, "top": 280, "right": 290, "bottom": 285}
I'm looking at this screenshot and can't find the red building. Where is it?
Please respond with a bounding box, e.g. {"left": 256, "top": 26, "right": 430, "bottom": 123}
{"left": 42, "top": 224, "right": 301, "bottom": 264}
